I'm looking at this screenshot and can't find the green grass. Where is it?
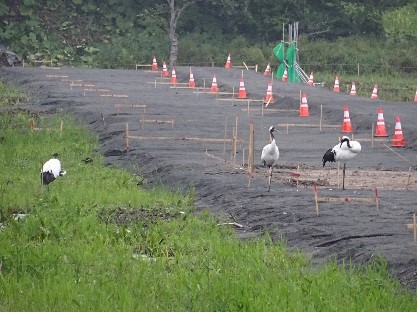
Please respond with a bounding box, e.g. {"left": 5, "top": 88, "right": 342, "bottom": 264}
{"left": 0, "top": 78, "right": 30, "bottom": 106}
{"left": 0, "top": 88, "right": 416, "bottom": 311}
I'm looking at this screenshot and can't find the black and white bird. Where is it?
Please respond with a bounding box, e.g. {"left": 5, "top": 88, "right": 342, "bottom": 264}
{"left": 41, "top": 153, "right": 66, "bottom": 185}
{"left": 82, "top": 157, "right": 93, "bottom": 164}
{"left": 261, "top": 126, "right": 280, "bottom": 191}
{"left": 322, "top": 135, "right": 361, "bottom": 190}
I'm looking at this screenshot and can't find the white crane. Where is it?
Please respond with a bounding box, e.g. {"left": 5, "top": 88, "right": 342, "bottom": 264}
{"left": 322, "top": 135, "right": 361, "bottom": 190}
{"left": 261, "top": 126, "right": 280, "bottom": 191}
{"left": 41, "top": 153, "right": 66, "bottom": 185}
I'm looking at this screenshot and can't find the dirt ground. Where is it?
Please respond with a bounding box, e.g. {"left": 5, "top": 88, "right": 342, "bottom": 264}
{"left": 1, "top": 65, "right": 417, "bottom": 291}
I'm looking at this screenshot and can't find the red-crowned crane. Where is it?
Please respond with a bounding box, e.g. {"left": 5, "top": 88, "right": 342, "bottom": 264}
{"left": 323, "top": 136, "right": 361, "bottom": 190}
{"left": 41, "top": 153, "right": 66, "bottom": 185}
{"left": 261, "top": 126, "right": 280, "bottom": 191}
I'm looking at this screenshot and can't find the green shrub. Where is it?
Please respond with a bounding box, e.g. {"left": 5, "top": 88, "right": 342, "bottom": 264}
{"left": 0, "top": 79, "right": 29, "bottom": 106}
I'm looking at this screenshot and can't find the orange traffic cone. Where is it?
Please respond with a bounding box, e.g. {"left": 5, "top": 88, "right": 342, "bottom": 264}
{"left": 152, "top": 56, "right": 158, "bottom": 71}
{"left": 225, "top": 54, "right": 231, "bottom": 69}
{"left": 170, "top": 68, "right": 177, "bottom": 85}
{"left": 237, "top": 77, "right": 247, "bottom": 99}
{"left": 299, "top": 92, "right": 309, "bottom": 117}
{"left": 282, "top": 67, "right": 288, "bottom": 82}
{"left": 341, "top": 105, "right": 352, "bottom": 133}
{"left": 333, "top": 76, "right": 340, "bottom": 93}
{"left": 263, "top": 63, "right": 271, "bottom": 77}
{"left": 350, "top": 81, "right": 357, "bottom": 96}
{"left": 188, "top": 68, "right": 196, "bottom": 88}
{"left": 392, "top": 117, "right": 405, "bottom": 147}
{"left": 374, "top": 107, "right": 388, "bottom": 137}
{"left": 162, "top": 61, "right": 169, "bottom": 77}
{"left": 414, "top": 90, "right": 417, "bottom": 102}
{"left": 307, "top": 72, "right": 314, "bottom": 86}
{"left": 210, "top": 75, "right": 218, "bottom": 93}
{"left": 371, "top": 84, "right": 378, "bottom": 99}
{"left": 263, "top": 81, "right": 275, "bottom": 106}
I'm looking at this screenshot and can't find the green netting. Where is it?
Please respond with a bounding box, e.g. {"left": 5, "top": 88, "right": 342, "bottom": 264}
{"left": 273, "top": 42, "right": 284, "bottom": 61}
{"left": 276, "top": 63, "right": 285, "bottom": 78}
{"left": 286, "top": 43, "right": 300, "bottom": 82}
{"left": 273, "top": 42, "right": 300, "bottom": 82}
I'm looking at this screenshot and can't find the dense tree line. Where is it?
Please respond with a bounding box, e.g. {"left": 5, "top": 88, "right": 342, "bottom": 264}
{"left": 0, "top": 0, "right": 416, "bottom": 73}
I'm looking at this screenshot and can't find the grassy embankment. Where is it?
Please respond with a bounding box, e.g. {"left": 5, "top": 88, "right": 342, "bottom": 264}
{"left": 0, "top": 79, "right": 416, "bottom": 311}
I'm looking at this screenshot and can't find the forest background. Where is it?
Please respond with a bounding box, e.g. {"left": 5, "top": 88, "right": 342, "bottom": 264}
{"left": 1, "top": 0, "right": 417, "bottom": 100}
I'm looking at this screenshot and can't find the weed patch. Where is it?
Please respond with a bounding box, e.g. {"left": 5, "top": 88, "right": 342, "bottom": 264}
{"left": 102, "top": 206, "right": 185, "bottom": 225}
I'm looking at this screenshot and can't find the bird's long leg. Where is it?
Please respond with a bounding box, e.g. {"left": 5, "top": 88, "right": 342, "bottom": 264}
{"left": 337, "top": 162, "right": 340, "bottom": 188}
{"left": 40, "top": 163, "right": 44, "bottom": 186}
{"left": 268, "top": 167, "right": 272, "bottom": 191}
{"left": 342, "top": 163, "right": 346, "bottom": 190}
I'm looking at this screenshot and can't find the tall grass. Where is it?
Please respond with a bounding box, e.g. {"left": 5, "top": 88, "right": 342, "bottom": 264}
{"left": 0, "top": 106, "right": 416, "bottom": 310}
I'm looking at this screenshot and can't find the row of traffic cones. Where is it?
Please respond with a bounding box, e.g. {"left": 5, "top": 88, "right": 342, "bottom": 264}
{"left": 349, "top": 82, "right": 376, "bottom": 99}
{"left": 373, "top": 107, "right": 405, "bottom": 147}
{"left": 172, "top": 68, "right": 407, "bottom": 148}
{"left": 236, "top": 57, "right": 290, "bottom": 83}
{"left": 306, "top": 72, "right": 380, "bottom": 99}
{"left": 339, "top": 78, "right": 378, "bottom": 100}
{"left": 157, "top": 55, "right": 295, "bottom": 86}
{"left": 164, "top": 67, "right": 255, "bottom": 100}
{"left": 156, "top": 57, "right": 278, "bottom": 101}
{"left": 157, "top": 56, "right": 416, "bottom": 101}
{"left": 307, "top": 72, "right": 417, "bottom": 101}
{"left": 166, "top": 66, "right": 246, "bottom": 97}
{"left": 341, "top": 105, "right": 405, "bottom": 147}
{"left": 166, "top": 66, "right": 308, "bottom": 116}
{"left": 171, "top": 70, "right": 407, "bottom": 146}
{"left": 159, "top": 55, "right": 417, "bottom": 102}
{"left": 266, "top": 90, "right": 309, "bottom": 117}
{"left": 170, "top": 67, "right": 310, "bottom": 118}
{"left": 167, "top": 68, "right": 277, "bottom": 103}
{"left": 167, "top": 66, "right": 209, "bottom": 90}
{"left": 158, "top": 57, "right": 406, "bottom": 148}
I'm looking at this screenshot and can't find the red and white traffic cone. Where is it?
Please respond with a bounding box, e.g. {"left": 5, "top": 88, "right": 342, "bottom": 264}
{"left": 152, "top": 56, "right": 158, "bottom": 71}
{"left": 263, "top": 81, "right": 274, "bottom": 106}
{"left": 281, "top": 67, "right": 288, "bottom": 82}
{"left": 392, "top": 117, "right": 405, "bottom": 147}
{"left": 225, "top": 54, "right": 231, "bottom": 69}
{"left": 237, "top": 77, "right": 247, "bottom": 99}
{"left": 307, "top": 72, "right": 314, "bottom": 86}
{"left": 210, "top": 75, "right": 218, "bottom": 93}
{"left": 299, "top": 92, "right": 309, "bottom": 117}
{"left": 374, "top": 107, "right": 388, "bottom": 137}
{"left": 371, "top": 84, "right": 378, "bottom": 99}
{"left": 333, "top": 76, "right": 340, "bottom": 93}
{"left": 162, "top": 61, "right": 169, "bottom": 77}
{"left": 350, "top": 81, "right": 357, "bottom": 96}
{"left": 341, "top": 105, "right": 352, "bottom": 133}
{"left": 189, "top": 68, "right": 196, "bottom": 88}
{"left": 170, "top": 68, "right": 177, "bottom": 85}
{"left": 263, "top": 63, "right": 271, "bottom": 77}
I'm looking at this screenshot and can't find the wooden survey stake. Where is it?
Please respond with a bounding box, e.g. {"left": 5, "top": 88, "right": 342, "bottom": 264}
{"left": 407, "top": 213, "right": 417, "bottom": 246}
